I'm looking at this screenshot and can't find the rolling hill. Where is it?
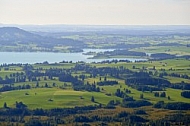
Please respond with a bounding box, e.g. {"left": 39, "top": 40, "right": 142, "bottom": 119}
{"left": 0, "top": 27, "right": 85, "bottom": 48}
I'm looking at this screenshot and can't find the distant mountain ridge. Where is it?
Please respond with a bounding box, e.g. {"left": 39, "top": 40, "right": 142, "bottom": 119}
{"left": 1, "top": 24, "right": 190, "bottom": 35}
{"left": 0, "top": 27, "right": 84, "bottom": 47}
{"left": 0, "top": 27, "right": 42, "bottom": 44}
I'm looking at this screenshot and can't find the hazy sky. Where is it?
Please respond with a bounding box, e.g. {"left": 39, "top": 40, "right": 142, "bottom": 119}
{"left": 0, "top": 0, "right": 190, "bottom": 25}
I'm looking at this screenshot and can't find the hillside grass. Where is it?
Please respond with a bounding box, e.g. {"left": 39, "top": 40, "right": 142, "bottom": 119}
{"left": 132, "top": 46, "right": 190, "bottom": 55}
{"left": 0, "top": 88, "right": 121, "bottom": 109}
{"left": 0, "top": 58, "right": 189, "bottom": 109}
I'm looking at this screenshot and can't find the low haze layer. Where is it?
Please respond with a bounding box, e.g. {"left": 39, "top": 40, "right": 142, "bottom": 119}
{"left": 0, "top": 0, "right": 190, "bottom": 25}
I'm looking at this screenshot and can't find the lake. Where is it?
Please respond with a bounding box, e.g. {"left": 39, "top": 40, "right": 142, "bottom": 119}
{"left": 0, "top": 49, "right": 147, "bottom": 64}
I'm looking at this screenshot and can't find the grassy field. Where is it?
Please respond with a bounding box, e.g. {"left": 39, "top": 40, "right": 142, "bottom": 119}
{"left": 33, "top": 63, "right": 75, "bottom": 69}
{"left": 0, "top": 88, "right": 121, "bottom": 109}
{"left": 132, "top": 46, "right": 190, "bottom": 55}
{"left": 0, "top": 58, "right": 190, "bottom": 110}
{"left": 95, "top": 79, "right": 190, "bottom": 104}
{"left": 1, "top": 76, "right": 189, "bottom": 109}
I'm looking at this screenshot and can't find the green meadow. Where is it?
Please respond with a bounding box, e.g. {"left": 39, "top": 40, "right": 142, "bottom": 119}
{"left": 132, "top": 46, "right": 190, "bottom": 55}
{"left": 0, "top": 88, "right": 120, "bottom": 109}
{"left": 0, "top": 58, "right": 190, "bottom": 110}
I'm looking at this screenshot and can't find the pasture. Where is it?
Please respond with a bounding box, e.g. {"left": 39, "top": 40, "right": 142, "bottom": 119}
{"left": 0, "top": 88, "right": 121, "bottom": 109}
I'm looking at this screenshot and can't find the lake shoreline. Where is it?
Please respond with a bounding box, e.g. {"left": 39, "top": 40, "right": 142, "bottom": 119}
{"left": 0, "top": 49, "right": 148, "bottom": 64}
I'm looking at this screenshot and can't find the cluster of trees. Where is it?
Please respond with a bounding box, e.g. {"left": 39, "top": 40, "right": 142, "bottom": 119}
{"left": 25, "top": 118, "right": 65, "bottom": 126}
{"left": 1, "top": 105, "right": 98, "bottom": 117}
{"left": 102, "top": 43, "right": 150, "bottom": 50}
{"left": 4, "top": 101, "right": 27, "bottom": 109}
{"left": 121, "top": 100, "right": 152, "bottom": 108}
{"left": 125, "top": 77, "right": 170, "bottom": 86}
{"left": 169, "top": 73, "right": 189, "bottom": 79}
{"left": 0, "top": 76, "right": 15, "bottom": 84}
{"left": 0, "top": 74, "right": 27, "bottom": 84}
{"left": 125, "top": 70, "right": 173, "bottom": 86}
{"left": 134, "top": 110, "right": 147, "bottom": 115}
{"left": 115, "top": 89, "right": 126, "bottom": 98}
{"left": 73, "top": 82, "right": 100, "bottom": 92}
{"left": 114, "top": 88, "right": 131, "bottom": 98}
{"left": 74, "top": 114, "right": 148, "bottom": 124}
{"left": 154, "top": 92, "right": 167, "bottom": 97}
{"left": 59, "top": 73, "right": 78, "bottom": 83}
{"left": 106, "top": 100, "right": 120, "bottom": 108}
{"left": 0, "top": 82, "right": 59, "bottom": 92}
{"left": 118, "top": 95, "right": 152, "bottom": 109}
{"left": 0, "top": 98, "right": 152, "bottom": 125}
{"left": 0, "top": 84, "right": 31, "bottom": 92}
{"left": 170, "top": 82, "right": 190, "bottom": 90}
{"left": 125, "top": 72, "right": 171, "bottom": 92}
{"left": 1, "top": 101, "right": 189, "bottom": 125}
{"left": 97, "top": 80, "right": 118, "bottom": 86}
{"left": 156, "top": 42, "right": 182, "bottom": 47}
{"left": 0, "top": 63, "right": 23, "bottom": 67}
{"left": 74, "top": 63, "right": 133, "bottom": 78}
{"left": 163, "top": 113, "right": 190, "bottom": 125}
{"left": 135, "top": 85, "right": 163, "bottom": 92}
{"left": 150, "top": 53, "right": 176, "bottom": 60}
{"left": 154, "top": 101, "right": 190, "bottom": 110}
{"left": 94, "top": 59, "right": 132, "bottom": 64}
{"left": 15, "top": 101, "right": 27, "bottom": 109}
{"left": 159, "top": 72, "right": 190, "bottom": 80}
{"left": 96, "top": 50, "right": 147, "bottom": 57}
{"left": 181, "top": 91, "right": 190, "bottom": 98}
